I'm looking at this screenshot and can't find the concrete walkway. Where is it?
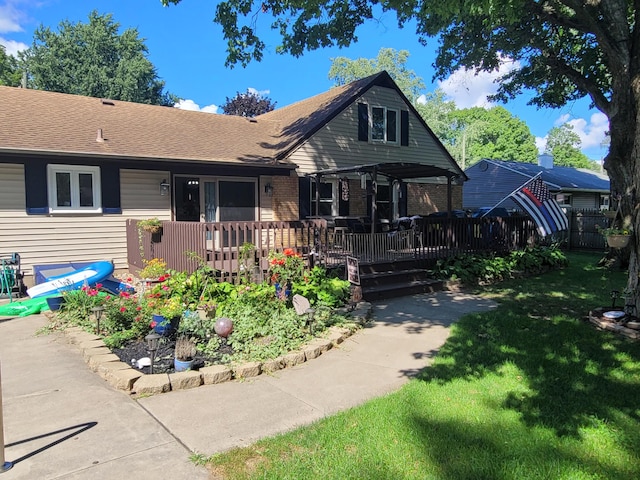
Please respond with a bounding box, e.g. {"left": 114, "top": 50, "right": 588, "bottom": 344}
{"left": 0, "top": 291, "right": 496, "bottom": 479}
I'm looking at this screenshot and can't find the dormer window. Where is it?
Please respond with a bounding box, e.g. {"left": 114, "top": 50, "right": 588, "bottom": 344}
{"left": 358, "top": 103, "right": 409, "bottom": 146}
{"left": 371, "top": 106, "right": 398, "bottom": 144}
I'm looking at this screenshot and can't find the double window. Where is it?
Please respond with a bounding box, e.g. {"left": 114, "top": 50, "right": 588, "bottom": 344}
{"left": 358, "top": 103, "right": 408, "bottom": 146}
{"left": 310, "top": 181, "right": 336, "bottom": 216}
{"left": 47, "top": 164, "right": 102, "bottom": 213}
{"left": 370, "top": 106, "right": 398, "bottom": 144}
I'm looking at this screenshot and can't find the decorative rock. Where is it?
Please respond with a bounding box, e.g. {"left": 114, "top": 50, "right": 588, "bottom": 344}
{"left": 78, "top": 339, "right": 107, "bottom": 352}
{"left": 67, "top": 331, "right": 101, "bottom": 345}
{"left": 133, "top": 373, "right": 171, "bottom": 395}
{"left": 200, "top": 365, "right": 233, "bottom": 385}
{"left": 261, "top": 357, "right": 284, "bottom": 374}
{"left": 169, "top": 371, "right": 203, "bottom": 390}
{"left": 87, "top": 353, "right": 121, "bottom": 372}
{"left": 308, "top": 338, "right": 333, "bottom": 353}
{"left": 108, "top": 368, "right": 143, "bottom": 391}
{"left": 283, "top": 351, "right": 305, "bottom": 368}
{"left": 214, "top": 317, "right": 234, "bottom": 337}
{"left": 233, "top": 361, "right": 261, "bottom": 379}
{"left": 82, "top": 346, "right": 113, "bottom": 362}
{"left": 97, "top": 361, "right": 131, "bottom": 381}
{"left": 303, "top": 344, "right": 322, "bottom": 361}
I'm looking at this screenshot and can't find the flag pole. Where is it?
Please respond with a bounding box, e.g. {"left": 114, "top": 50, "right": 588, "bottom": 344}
{"left": 480, "top": 172, "right": 543, "bottom": 217}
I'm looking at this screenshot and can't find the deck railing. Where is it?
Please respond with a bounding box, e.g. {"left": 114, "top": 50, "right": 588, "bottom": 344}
{"left": 127, "top": 215, "right": 540, "bottom": 281}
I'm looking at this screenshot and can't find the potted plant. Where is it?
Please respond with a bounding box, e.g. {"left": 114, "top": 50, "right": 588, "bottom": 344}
{"left": 268, "top": 248, "right": 306, "bottom": 299}
{"left": 596, "top": 224, "right": 632, "bottom": 248}
{"left": 137, "top": 217, "right": 163, "bottom": 234}
{"left": 150, "top": 295, "right": 184, "bottom": 336}
{"left": 138, "top": 258, "right": 168, "bottom": 281}
{"left": 174, "top": 336, "right": 197, "bottom": 371}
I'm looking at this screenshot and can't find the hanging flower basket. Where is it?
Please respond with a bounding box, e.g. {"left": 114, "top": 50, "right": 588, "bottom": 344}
{"left": 606, "top": 234, "right": 631, "bottom": 249}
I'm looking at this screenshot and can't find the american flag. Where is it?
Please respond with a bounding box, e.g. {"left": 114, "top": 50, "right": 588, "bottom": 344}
{"left": 511, "top": 176, "right": 569, "bottom": 236}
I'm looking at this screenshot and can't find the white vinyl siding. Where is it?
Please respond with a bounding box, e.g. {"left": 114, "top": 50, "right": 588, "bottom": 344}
{"left": 0, "top": 165, "right": 171, "bottom": 284}
{"left": 289, "top": 86, "right": 453, "bottom": 183}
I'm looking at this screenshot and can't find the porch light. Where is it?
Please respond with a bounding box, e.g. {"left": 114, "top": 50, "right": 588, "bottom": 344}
{"left": 264, "top": 183, "right": 274, "bottom": 197}
{"left": 159, "top": 179, "right": 170, "bottom": 196}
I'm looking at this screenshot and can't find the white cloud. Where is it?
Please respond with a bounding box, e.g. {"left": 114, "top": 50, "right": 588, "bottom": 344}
{"left": 174, "top": 99, "right": 218, "bottom": 114}
{"left": 536, "top": 112, "right": 609, "bottom": 155}
{"left": 247, "top": 87, "right": 270, "bottom": 97}
{"left": 438, "top": 57, "right": 520, "bottom": 109}
{"left": 0, "top": 2, "right": 24, "bottom": 34}
{"left": 567, "top": 112, "right": 609, "bottom": 150}
{"left": 0, "top": 37, "right": 28, "bottom": 56}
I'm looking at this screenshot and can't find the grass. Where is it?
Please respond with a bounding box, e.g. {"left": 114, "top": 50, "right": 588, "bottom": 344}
{"left": 201, "top": 251, "right": 640, "bottom": 479}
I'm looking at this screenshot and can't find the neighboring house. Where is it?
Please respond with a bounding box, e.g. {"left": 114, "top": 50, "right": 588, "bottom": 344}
{"left": 463, "top": 157, "right": 610, "bottom": 212}
{"left": 0, "top": 71, "right": 465, "bottom": 285}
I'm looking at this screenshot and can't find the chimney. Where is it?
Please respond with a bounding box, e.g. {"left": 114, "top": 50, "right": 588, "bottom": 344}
{"left": 96, "top": 129, "right": 104, "bottom": 143}
{"left": 538, "top": 154, "right": 554, "bottom": 169}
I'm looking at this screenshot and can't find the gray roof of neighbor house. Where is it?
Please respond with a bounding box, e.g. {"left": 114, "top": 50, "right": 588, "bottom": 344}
{"left": 476, "top": 159, "right": 609, "bottom": 192}
{"left": 0, "top": 71, "right": 464, "bottom": 179}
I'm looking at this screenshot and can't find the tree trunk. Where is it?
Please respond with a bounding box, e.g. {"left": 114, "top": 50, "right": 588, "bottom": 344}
{"left": 604, "top": 95, "right": 639, "bottom": 314}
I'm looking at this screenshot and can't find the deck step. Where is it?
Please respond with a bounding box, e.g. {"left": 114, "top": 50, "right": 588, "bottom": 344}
{"left": 361, "top": 278, "right": 444, "bottom": 301}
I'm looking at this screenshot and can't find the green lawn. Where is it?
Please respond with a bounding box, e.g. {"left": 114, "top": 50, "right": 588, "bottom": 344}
{"left": 202, "top": 252, "right": 640, "bottom": 480}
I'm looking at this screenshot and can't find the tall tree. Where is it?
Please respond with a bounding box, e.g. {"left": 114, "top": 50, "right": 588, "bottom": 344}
{"left": 163, "top": 0, "right": 640, "bottom": 311}
{"left": 545, "top": 124, "right": 592, "bottom": 169}
{"left": 413, "top": 89, "right": 457, "bottom": 151}
{"left": 329, "top": 48, "right": 425, "bottom": 102}
{"left": 21, "top": 11, "right": 175, "bottom": 105}
{"left": 221, "top": 89, "right": 276, "bottom": 117}
{"left": 452, "top": 107, "right": 539, "bottom": 166}
{"left": 0, "top": 45, "right": 21, "bottom": 87}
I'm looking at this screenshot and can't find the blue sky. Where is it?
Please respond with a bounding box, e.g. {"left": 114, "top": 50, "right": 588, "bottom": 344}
{"left": 1, "top": 0, "right": 609, "bottom": 161}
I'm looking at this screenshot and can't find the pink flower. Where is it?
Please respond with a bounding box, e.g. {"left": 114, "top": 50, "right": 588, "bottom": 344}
{"left": 120, "top": 307, "right": 126, "bottom": 313}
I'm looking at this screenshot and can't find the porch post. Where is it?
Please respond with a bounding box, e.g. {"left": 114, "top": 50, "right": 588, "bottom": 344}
{"left": 370, "top": 168, "right": 377, "bottom": 235}
{"left": 447, "top": 175, "right": 453, "bottom": 216}
{"left": 314, "top": 174, "right": 321, "bottom": 217}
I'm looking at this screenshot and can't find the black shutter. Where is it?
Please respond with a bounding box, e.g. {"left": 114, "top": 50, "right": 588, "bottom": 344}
{"left": 358, "top": 103, "right": 369, "bottom": 141}
{"left": 298, "top": 177, "right": 311, "bottom": 219}
{"left": 399, "top": 182, "right": 408, "bottom": 217}
{"left": 25, "top": 161, "right": 48, "bottom": 215}
{"left": 101, "top": 165, "right": 122, "bottom": 214}
{"left": 401, "top": 110, "right": 409, "bottom": 146}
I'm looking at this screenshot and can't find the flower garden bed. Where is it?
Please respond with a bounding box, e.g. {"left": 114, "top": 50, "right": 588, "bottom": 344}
{"left": 58, "top": 302, "right": 371, "bottom": 396}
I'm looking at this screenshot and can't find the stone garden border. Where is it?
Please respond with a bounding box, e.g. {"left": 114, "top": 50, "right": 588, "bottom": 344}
{"left": 59, "top": 302, "right": 372, "bottom": 397}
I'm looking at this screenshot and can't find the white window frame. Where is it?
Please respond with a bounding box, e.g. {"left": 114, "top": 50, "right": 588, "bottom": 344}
{"left": 47, "top": 164, "right": 102, "bottom": 214}
{"left": 555, "top": 193, "right": 572, "bottom": 207}
{"left": 311, "top": 180, "right": 337, "bottom": 217}
{"left": 370, "top": 105, "right": 399, "bottom": 144}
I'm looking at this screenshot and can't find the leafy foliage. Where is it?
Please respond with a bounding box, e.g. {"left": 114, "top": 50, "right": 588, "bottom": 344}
{"left": 329, "top": 48, "right": 425, "bottom": 102}
{"left": 0, "top": 45, "right": 21, "bottom": 87}
{"left": 544, "top": 123, "right": 594, "bottom": 169}
{"left": 20, "top": 11, "right": 176, "bottom": 105}
{"left": 433, "top": 246, "right": 568, "bottom": 284}
{"left": 221, "top": 89, "right": 276, "bottom": 117}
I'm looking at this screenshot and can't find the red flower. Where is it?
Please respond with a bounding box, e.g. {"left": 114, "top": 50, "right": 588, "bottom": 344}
{"left": 120, "top": 307, "right": 126, "bottom": 313}
{"left": 150, "top": 321, "right": 157, "bottom": 328}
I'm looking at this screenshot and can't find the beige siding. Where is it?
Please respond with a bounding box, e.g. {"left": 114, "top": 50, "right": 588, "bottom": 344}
{"left": 259, "top": 176, "right": 274, "bottom": 221}
{"left": 0, "top": 166, "right": 170, "bottom": 284}
{"left": 290, "top": 86, "right": 453, "bottom": 184}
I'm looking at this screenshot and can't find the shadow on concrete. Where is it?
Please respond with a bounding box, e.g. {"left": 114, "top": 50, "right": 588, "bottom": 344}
{"left": 5, "top": 421, "right": 97, "bottom": 465}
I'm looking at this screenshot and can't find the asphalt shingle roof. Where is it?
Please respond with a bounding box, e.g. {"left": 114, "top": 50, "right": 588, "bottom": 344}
{"left": 485, "top": 159, "right": 609, "bottom": 192}
{"left": 0, "top": 72, "right": 391, "bottom": 168}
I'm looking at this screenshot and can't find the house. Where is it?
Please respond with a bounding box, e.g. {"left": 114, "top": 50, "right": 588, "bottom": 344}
{"left": 0, "top": 71, "right": 466, "bottom": 286}
{"left": 463, "top": 157, "right": 610, "bottom": 212}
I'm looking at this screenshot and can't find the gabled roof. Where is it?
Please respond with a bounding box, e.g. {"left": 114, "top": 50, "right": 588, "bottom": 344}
{"left": 0, "top": 71, "right": 463, "bottom": 178}
{"left": 475, "top": 159, "right": 609, "bottom": 192}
